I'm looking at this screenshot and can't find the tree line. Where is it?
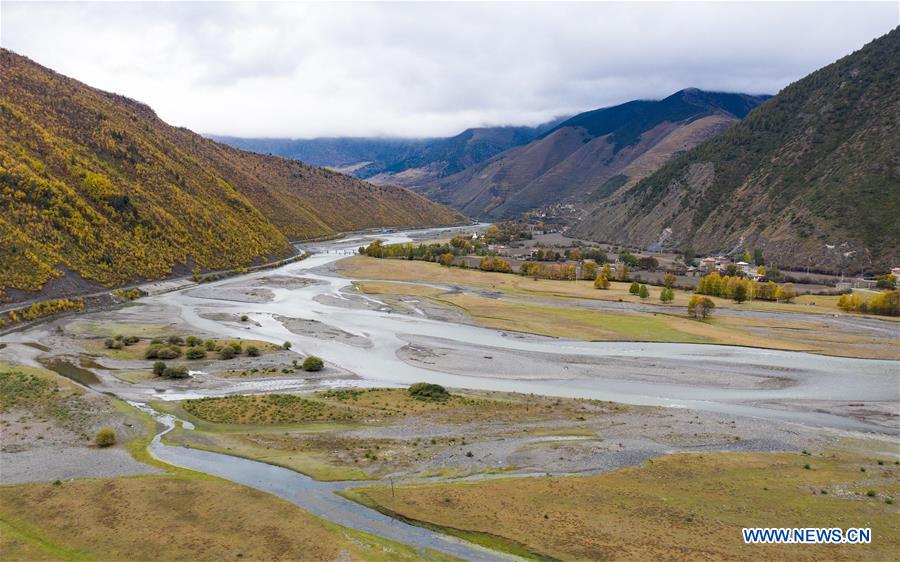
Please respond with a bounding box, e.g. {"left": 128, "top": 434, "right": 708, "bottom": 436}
{"left": 696, "top": 272, "right": 796, "bottom": 303}
{"left": 838, "top": 290, "right": 899, "bottom": 316}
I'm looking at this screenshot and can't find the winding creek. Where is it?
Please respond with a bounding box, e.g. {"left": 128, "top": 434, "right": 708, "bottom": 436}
{"left": 131, "top": 402, "right": 511, "bottom": 561}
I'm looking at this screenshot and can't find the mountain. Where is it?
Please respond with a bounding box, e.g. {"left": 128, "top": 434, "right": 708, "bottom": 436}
{"left": 209, "top": 136, "right": 428, "bottom": 175}
{"left": 574, "top": 28, "right": 899, "bottom": 273}
{"left": 211, "top": 118, "right": 564, "bottom": 188}
{"left": 417, "top": 89, "right": 769, "bottom": 218}
{"left": 0, "top": 50, "right": 462, "bottom": 302}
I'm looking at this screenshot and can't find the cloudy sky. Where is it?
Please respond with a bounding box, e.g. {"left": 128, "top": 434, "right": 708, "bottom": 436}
{"left": 2, "top": 2, "right": 896, "bottom": 138}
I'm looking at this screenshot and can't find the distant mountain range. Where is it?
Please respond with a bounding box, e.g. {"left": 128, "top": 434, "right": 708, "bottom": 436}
{"left": 0, "top": 49, "right": 462, "bottom": 303}
{"left": 418, "top": 89, "right": 769, "bottom": 218}
{"left": 211, "top": 116, "right": 566, "bottom": 188}
{"left": 217, "top": 90, "right": 769, "bottom": 222}
{"left": 575, "top": 27, "right": 899, "bottom": 272}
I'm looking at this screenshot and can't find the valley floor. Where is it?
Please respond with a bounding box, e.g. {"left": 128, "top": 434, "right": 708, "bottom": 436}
{"left": 1, "top": 226, "right": 897, "bottom": 561}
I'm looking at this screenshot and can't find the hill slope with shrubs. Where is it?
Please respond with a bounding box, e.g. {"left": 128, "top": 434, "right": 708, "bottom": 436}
{"left": 0, "top": 49, "right": 462, "bottom": 303}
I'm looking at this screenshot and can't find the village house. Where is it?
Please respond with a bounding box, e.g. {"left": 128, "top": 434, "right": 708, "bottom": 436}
{"left": 847, "top": 278, "right": 879, "bottom": 290}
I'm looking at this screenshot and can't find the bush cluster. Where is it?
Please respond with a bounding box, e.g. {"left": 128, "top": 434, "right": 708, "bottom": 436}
{"left": 145, "top": 345, "right": 181, "bottom": 360}
{"left": 301, "top": 355, "right": 324, "bottom": 371}
{"left": 152, "top": 361, "right": 189, "bottom": 379}
{"left": 95, "top": 427, "right": 116, "bottom": 447}
{"left": 104, "top": 334, "right": 140, "bottom": 349}
{"left": 408, "top": 382, "right": 450, "bottom": 402}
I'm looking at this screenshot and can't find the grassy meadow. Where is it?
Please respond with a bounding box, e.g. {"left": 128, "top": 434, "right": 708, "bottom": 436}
{"left": 0, "top": 476, "right": 458, "bottom": 562}
{"left": 344, "top": 256, "right": 898, "bottom": 359}
{"left": 342, "top": 451, "right": 900, "bottom": 561}
{"left": 155, "top": 389, "right": 623, "bottom": 481}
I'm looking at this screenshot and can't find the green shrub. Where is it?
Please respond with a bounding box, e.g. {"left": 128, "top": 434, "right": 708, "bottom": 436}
{"left": 152, "top": 361, "right": 167, "bottom": 376}
{"left": 113, "top": 334, "right": 124, "bottom": 341}
{"left": 408, "top": 382, "right": 449, "bottom": 402}
{"left": 204, "top": 340, "right": 217, "bottom": 351}
{"left": 185, "top": 347, "right": 207, "bottom": 360}
{"left": 95, "top": 427, "right": 116, "bottom": 447}
{"left": 156, "top": 346, "right": 181, "bottom": 360}
{"left": 144, "top": 345, "right": 180, "bottom": 359}
{"left": 122, "top": 335, "right": 140, "bottom": 345}
{"left": 163, "top": 366, "right": 189, "bottom": 379}
{"left": 282, "top": 341, "right": 292, "bottom": 350}
{"left": 186, "top": 336, "right": 202, "bottom": 346}
{"left": 167, "top": 335, "right": 184, "bottom": 346}
{"left": 246, "top": 346, "right": 260, "bottom": 357}
{"left": 150, "top": 338, "right": 164, "bottom": 345}
{"left": 228, "top": 341, "right": 242, "bottom": 353}
{"left": 302, "top": 356, "right": 324, "bottom": 371}
{"left": 629, "top": 282, "right": 641, "bottom": 295}
{"left": 240, "top": 315, "right": 249, "bottom": 322}
{"left": 219, "top": 346, "right": 236, "bottom": 360}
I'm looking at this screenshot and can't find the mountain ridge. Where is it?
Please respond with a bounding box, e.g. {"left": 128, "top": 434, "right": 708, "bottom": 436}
{"left": 0, "top": 49, "right": 462, "bottom": 303}
{"left": 574, "top": 28, "right": 899, "bottom": 272}
{"left": 417, "top": 89, "right": 769, "bottom": 218}
{"left": 211, "top": 116, "right": 567, "bottom": 188}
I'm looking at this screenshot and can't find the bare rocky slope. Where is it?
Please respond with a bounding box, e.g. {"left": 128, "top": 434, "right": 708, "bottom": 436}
{"left": 575, "top": 28, "right": 899, "bottom": 273}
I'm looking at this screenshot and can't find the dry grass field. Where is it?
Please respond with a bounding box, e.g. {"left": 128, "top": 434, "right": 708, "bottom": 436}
{"left": 343, "top": 451, "right": 900, "bottom": 561}
{"left": 158, "top": 390, "right": 625, "bottom": 481}
{"left": 174, "top": 388, "right": 613, "bottom": 427}
{"left": 356, "top": 280, "right": 897, "bottom": 359}
{"left": 338, "top": 255, "right": 867, "bottom": 316}
{"left": 0, "top": 476, "right": 456, "bottom": 562}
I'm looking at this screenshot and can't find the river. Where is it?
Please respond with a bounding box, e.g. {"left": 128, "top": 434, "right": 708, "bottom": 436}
{"left": 138, "top": 226, "right": 899, "bottom": 434}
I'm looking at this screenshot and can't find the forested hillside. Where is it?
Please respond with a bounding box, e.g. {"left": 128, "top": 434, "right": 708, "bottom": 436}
{"left": 0, "top": 50, "right": 461, "bottom": 302}
{"left": 575, "top": 28, "right": 899, "bottom": 272}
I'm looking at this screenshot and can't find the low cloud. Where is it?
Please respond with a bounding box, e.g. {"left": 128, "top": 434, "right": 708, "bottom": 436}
{"left": 2, "top": 2, "right": 895, "bottom": 137}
